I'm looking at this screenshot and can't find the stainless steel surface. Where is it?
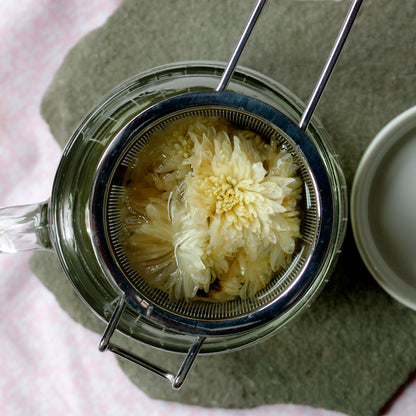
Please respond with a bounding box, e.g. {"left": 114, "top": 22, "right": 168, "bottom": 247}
{"left": 89, "top": 91, "right": 332, "bottom": 336}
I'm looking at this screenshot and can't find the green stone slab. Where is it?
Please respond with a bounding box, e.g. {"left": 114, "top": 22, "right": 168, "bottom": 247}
{"left": 31, "top": 1, "right": 416, "bottom": 415}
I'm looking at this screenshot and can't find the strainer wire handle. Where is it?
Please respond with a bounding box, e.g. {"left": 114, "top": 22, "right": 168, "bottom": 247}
{"left": 216, "top": 0, "right": 267, "bottom": 92}
{"left": 94, "top": 0, "right": 362, "bottom": 390}
{"left": 99, "top": 297, "right": 205, "bottom": 389}
{"left": 299, "top": 0, "right": 364, "bottom": 131}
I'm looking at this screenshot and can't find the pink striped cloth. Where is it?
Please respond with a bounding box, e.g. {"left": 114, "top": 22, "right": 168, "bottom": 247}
{"left": 0, "top": 1, "right": 414, "bottom": 415}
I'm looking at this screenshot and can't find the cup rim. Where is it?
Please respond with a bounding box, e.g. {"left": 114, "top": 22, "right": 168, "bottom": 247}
{"left": 351, "top": 105, "right": 416, "bottom": 310}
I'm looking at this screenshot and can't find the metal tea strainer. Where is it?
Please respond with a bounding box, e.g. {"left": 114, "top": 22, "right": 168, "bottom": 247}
{"left": 89, "top": 0, "right": 363, "bottom": 388}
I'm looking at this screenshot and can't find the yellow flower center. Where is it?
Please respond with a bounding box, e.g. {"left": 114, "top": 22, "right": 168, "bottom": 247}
{"left": 206, "top": 174, "right": 255, "bottom": 217}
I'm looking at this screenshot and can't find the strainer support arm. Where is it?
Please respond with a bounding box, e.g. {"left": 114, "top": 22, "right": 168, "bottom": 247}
{"left": 99, "top": 297, "right": 205, "bottom": 389}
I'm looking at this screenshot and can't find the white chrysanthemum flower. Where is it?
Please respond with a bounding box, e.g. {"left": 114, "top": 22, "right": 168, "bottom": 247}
{"left": 185, "top": 131, "right": 300, "bottom": 259}
{"left": 120, "top": 191, "right": 213, "bottom": 300}
{"left": 119, "top": 116, "right": 302, "bottom": 301}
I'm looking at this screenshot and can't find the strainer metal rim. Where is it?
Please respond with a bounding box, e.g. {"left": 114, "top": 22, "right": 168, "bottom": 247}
{"left": 89, "top": 90, "right": 334, "bottom": 337}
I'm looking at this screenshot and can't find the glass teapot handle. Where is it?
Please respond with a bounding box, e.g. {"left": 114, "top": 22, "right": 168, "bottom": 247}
{"left": 0, "top": 201, "right": 51, "bottom": 253}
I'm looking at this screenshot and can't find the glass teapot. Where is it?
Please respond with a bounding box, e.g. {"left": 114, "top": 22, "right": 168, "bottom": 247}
{"left": 0, "top": 0, "right": 363, "bottom": 388}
